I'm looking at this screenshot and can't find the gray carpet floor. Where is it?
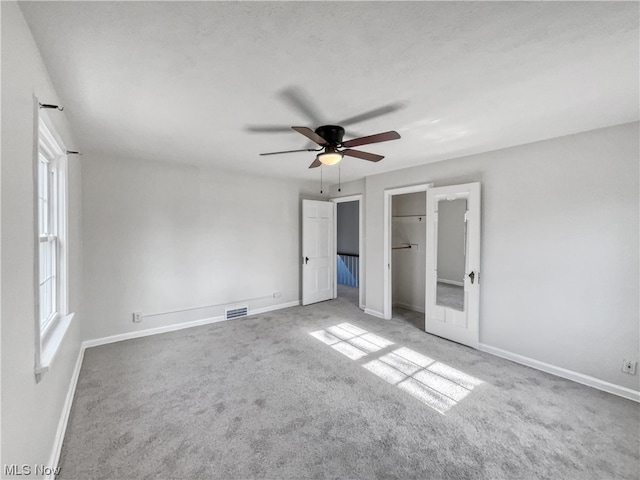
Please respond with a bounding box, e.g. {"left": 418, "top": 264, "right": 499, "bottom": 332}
{"left": 337, "top": 284, "right": 359, "bottom": 309}
{"left": 58, "top": 297, "right": 639, "bottom": 480}
{"left": 391, "top": 304, "right": 425, "bottom": 332}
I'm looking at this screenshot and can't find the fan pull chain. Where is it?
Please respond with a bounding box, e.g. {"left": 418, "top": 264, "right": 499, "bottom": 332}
{"left": 320, "top": 165, "right": 323, "bottom": 194}
{"left": 338, "top": 163, "right": 341, "bottom": 192}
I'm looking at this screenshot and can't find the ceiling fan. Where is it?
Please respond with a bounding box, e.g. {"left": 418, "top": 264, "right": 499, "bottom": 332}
{"left": 248, "top": 86, "right": 403, "bottom": 168}
{"left": 259, "top": 125, "right": 401, "bottom": 168}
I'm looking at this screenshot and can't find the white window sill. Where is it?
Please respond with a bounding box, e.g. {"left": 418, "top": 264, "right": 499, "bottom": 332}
{"left": 35, "top": 312, "right": 74, "bottom": 376}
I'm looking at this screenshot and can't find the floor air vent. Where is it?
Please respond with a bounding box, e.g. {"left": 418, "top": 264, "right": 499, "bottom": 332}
{"left": 225, "top": 306, "right": 248, "bottom": 320}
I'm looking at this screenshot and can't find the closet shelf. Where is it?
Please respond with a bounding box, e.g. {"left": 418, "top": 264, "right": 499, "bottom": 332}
{"left": 392, "top": 243, "right": 418, "bottom": 250}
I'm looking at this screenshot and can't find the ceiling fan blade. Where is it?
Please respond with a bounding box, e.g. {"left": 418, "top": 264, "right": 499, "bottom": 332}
{"left": 280, "top": 86, "right": 324, "bottom": 125}
{"left": 337, "top": 102, "right": 405, "bottom": 126}
{"left": 342, "top": 131, "right": 401, "bottom": 148}
{"left": 308, "top": 158, "right": 322, "bottom": 169}
{"left": 342, "top": 149, "right": 384, "bottom": 162}
{"left": 292, "top": 126, "right": 328, "bottom": 146}
{"left": 246, "top": 125, "right": 295, "bottom": 133}
{"left": 259, "top": 148, "right": 319, "bottom": 156}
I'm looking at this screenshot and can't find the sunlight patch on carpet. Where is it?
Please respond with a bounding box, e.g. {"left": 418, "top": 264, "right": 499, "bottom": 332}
{"left": 310, "top": 323, "right": 482, "bottom": 415}
{"left": 312, "top": 322, "right": 393, "bottom": 359}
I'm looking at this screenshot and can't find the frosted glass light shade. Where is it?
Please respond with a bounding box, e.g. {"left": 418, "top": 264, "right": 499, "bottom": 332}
{"left": 318, "top": 152, "right": 343, "bottom": 165}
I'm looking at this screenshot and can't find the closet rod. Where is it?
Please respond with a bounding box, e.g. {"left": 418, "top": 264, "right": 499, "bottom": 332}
{"left": 392, "top": 245, "right": 412, "bottom": 250}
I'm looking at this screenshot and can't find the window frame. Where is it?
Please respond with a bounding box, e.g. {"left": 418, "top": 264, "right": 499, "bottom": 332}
{"left": 34, "top": 108, "right": 73, "bottom": 379}
{"left": 39, "top": 151, "right": 59, "bottom": 334}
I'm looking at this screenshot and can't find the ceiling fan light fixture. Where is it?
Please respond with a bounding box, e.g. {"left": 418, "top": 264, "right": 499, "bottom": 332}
{"left": 317, "top": 148, "right": 343, "bottom": 166}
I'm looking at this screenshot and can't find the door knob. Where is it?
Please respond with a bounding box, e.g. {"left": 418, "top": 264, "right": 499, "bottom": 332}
{"left": 305, "top": 256, "right": 309, "bottom": 264}
{"left": 468, "top": 271, "right": 475, "bottom": 284}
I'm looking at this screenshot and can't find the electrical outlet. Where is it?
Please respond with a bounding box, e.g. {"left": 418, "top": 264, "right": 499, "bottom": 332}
{"left": 273, "top": 292, "right": 281, "bottom": 298}
{"left": 622, "top": 359, "right": 637, "bottom": 375}
{"left": 133, "top": 311, "right": 142, "bottom": 323}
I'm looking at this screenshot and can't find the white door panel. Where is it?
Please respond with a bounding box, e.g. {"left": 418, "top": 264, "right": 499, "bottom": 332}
{"left": 425, "top": 183, "right": 480, "bottom": 348}
{"left": 302, "top": 199, "right": 334, "bottom": 306}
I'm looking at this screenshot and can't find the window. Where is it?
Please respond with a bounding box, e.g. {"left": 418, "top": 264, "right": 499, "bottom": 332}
{"left": 35, "top": 113, "right": 73, "bottom": 378}
{"left": 38, "top": 142, "right": 59, "bottom": 331}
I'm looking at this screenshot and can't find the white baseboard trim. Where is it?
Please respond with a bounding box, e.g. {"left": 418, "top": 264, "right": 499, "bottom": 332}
{"left": 478, "top": 343, "right": 640, "bottom": 403}
{"left": 251, "top": 300, "right": 300, "bottom": 315}
{"left": 438, "top": 278, "right": 464, "bottom": 287}
{"left": 83, "top": 300, "right": 301, "bottom": 349}
{"left": 364, "top": 308, "right": 385, "bottom": 319}
{"left": 82, "top": 315, "right": 225, "bottom": 348}
{"left": 46, "top": 345, "right": 85, "bottom": 479}
{"left": 393, "top": 302, "right": 425, "bottom": 314}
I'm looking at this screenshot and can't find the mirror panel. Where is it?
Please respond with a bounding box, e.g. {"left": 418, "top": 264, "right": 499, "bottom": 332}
{"left": 436, "top": 198, "right": 467, "bottom": 311}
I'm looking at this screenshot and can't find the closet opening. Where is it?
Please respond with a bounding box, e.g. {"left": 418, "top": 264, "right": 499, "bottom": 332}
{"left": 382, "top": 183, "right": 432, "bottom": 324}
{"left": 391, "top": 191, "right": 427, "bottom": 329}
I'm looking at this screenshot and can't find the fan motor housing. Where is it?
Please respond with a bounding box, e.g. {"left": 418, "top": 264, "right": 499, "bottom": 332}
{"left": 315, "top": 125, "right": 345, "bottom": 145}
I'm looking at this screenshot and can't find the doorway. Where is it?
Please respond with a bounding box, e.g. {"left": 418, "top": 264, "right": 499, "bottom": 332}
{"left": 390, "top": 191, "right": 427, "bottom": 329}
{"left": 383, "top": 184, "right": 432, "bottom": 322}
{"left": 333, "top": 195, "right": 363, "bottom": 310}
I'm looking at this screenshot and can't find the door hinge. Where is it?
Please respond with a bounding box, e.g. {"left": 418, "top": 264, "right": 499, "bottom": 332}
{"left": 464, "top": 211, "right": 469, "bottom": 223}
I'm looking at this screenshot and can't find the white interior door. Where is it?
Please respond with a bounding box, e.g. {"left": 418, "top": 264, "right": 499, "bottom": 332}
{"left": 425, "top": 183, "right": 481, "bottom": 348}
{"left": 302, "top": 199, "right": 334, "bottom": 306}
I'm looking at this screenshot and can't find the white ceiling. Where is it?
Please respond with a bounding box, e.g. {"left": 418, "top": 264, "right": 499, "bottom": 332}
{"left": 19, "top": 1, "right": 639, "bottom": 184}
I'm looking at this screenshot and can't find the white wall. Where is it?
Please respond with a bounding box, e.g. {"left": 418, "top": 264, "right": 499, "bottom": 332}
{"left": 82, "top": 155, "right": 318, "bottom": 340}
{"left": 391, "top": 191, "right": 426, "bottom": 217}
{"left": 1, "top": 1, "right": 83, "bottom": 472}
{"left": 331, "top": 122, "right": 639, "bottom": 392}
{"left": 391, "top": 192, "right": 426, "bottom": 312}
